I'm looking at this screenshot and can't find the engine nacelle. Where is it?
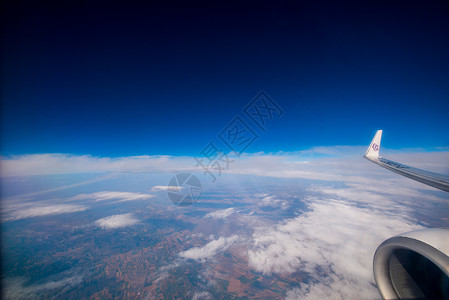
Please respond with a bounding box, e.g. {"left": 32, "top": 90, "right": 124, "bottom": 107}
{"left": 373, "top": 228, "right": 449, "bottom": 299}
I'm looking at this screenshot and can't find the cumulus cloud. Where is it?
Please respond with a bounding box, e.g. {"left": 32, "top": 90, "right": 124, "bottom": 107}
{"left": 247, "top": 197, "right": 424, "bottom": 299}
{"left": 70, "top": 191, "right": 154, "bottom": 202}
{"left": 179, "top": 235, "right": 239, "bottom": 260}
{"left": 95, "top": 213, "right": 139, "bottom": 229}
{"left": 255, "top": 194, "right": 289, "bottom": 209}
{"left": 204, "top": 208, "right": 235, "bottom": 219}
{"left": 151, "top": 186, "right": 183, "bottom": 192}
{"left": 3, "top": 204, "right": 88, "bottom": 222}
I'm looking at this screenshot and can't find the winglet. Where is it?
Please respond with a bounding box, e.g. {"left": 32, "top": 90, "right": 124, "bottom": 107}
{"left": 364, "top": 130, "right": 382, "bottom": 159}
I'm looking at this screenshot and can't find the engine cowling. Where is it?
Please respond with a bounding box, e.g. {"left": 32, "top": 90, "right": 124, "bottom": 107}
{"left": 373, "top": 228, "right": 449, "bottom": 299}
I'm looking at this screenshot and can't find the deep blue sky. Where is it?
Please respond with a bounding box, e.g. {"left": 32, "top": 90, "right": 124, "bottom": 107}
{"left": 2, "top": 0, "right": 449, "bottom": 156}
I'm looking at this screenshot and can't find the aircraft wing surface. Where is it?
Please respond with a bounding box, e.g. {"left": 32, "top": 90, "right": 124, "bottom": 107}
{"left": 364, "top": 130, "right": 449, "bottom": 193}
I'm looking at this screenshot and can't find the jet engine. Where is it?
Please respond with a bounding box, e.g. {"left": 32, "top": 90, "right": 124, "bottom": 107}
{"left": 373, "top": 228, "right": 449, "bottom": 299}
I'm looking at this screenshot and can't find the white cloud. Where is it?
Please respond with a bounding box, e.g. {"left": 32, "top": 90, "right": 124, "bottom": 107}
{"left": 70, "top": 191, "right": 154, "bottom": 202}
{"left": 149, "top": 147, "right": 448, "bottom": 298}
{"left": 95, "top": 213, "right": 139, "bottom": 229}
{"left": 153, "top": 262, "right": 181, "bottom": 284}
{"left": 3, "top": 275, "right": 83, "bottom": 299}
{"left": 151, "top": 185, "right": 182, "bottom": 192}
{"left": 179, "top": 235, "right": 239, "bottom": 260}
{"left": 2, "top": 148, "right": 448, "bottom": 181}
{"left": 247, "top": 197, "right": 424, "bottom": 299}
{"left": 286, "top": 275, "right": 375, "bottom": 300}
{"left": 256, "top": 194, "right": 289, "bottom": 209}
{"left": 2, "top": 147, "right": 448, "bottom": 299}
{"left": 0, "top": 153, "right": 193, "bottom": 177}
{"left": 225, "top": 148, "right": 449, "bottom": 185}
{"left": 204, "top": 208, "right": 235, "bottom": 219}
{"left": 254, "top": 193, "right": 269, "bottom": 197}
{"left": 2, "top": 173, "right": 117, "bottom": 199}
{"left": 1, "top": 191, "right": 153, "bottom": 222}
{"left": 3, "top": 204, "right": 88, "bottom": 222}
{"left": 192, "top": 291, "right": 213, "bottom": 300}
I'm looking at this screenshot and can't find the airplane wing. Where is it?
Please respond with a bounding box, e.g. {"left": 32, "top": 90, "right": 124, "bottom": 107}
{"left": 365, "top": 131, "right": 449, "bottom": 299}
{"left": 364, "top": 130, "right": 449, "bottom": 193}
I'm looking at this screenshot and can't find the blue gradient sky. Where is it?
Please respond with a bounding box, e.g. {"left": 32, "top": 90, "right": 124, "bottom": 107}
{"left": 2, "top": 1, "right": 449, "bottom": 157}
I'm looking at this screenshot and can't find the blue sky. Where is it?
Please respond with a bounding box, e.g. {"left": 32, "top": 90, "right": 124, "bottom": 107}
{"left": 2, "top": 1, "right": 449, "bottom": 157}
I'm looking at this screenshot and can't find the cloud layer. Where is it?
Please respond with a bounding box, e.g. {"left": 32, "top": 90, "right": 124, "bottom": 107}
{"left": 2, "top": 191, "right": 154, "bottom": 222}
{"left": 2, "top": 148, "right": 448, "bottom": 180}
{"left": 70, "top": 191, "right": 154, "bottom": 202}
{"left": 248, "top": 198, "right": 423, "bottom": 299}
{"left": 172, "top": 148, "right": 448, "bottom": 299}
{"left": 0, "top": 154, "right": 193, "bottom": 177}
{"left": 2, "top": 147, "right": 448, "bottom": 298}
{"left": 3, "top": 204, "right": 88, "bottom": 222}
{"left": 3, "top": 274, "right": 83, "bottom": 299}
